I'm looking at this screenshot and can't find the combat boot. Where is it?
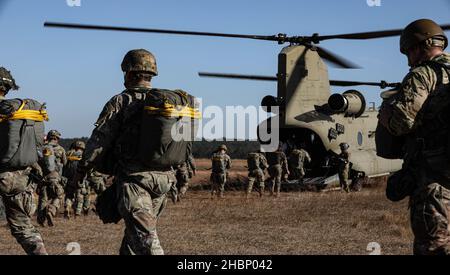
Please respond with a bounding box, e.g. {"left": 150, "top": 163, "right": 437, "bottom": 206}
{"left": 83, "top": 209, "right": 89, "bottom": 216}
{"left": 46, "top": 212, "right": 54, "bottom": 227}
{"left": 37, "top": 212, "right": 46, "bottom": 227}
{"left": 245, "top": 192, "right": 251, "bottom": 200}
{"left": 64, "top": 210, "right": 71, "bottom": 220}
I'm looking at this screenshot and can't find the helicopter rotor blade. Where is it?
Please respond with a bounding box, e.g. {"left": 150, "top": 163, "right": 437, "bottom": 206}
{"left": 317, "top": 24, "right": 450, "bottom": 41}
{"left": 198, "top": 72, "right": 400, "bottom": 88}
{"left": 329, "top": 80, "right": 400, "bottom": 89}
{"left": 44, "top": 21, "right": 450, "bottom": 44}
{"left": 43, "top": 22, "right": 280, "bottom": 42}
{"left": 198, "top": 72, "right": 277, "bottom": 81}
{"left": 315, "top": 46, "right": 361, "bottom": 69}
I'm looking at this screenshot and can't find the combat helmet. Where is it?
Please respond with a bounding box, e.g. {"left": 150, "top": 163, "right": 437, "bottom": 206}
{"left": 218, "top": 145, "right": 228, "bottom": 152}
{"left": 0, "top": 67, "right": 19, "bottom": 93}
{"left": 400, "top": 19, "right": 448, "bottom": 55}
{"left": 72, "top": 140, "right": 86, "bottom": 150}
{"left": 121, "top": 49, "right": 158, "bottom": 76}
{"left": 339, "top": 143, "right": 350, "bottom": 151}
{"left": 47, "top": 130, "right": 62, "bottom": 141}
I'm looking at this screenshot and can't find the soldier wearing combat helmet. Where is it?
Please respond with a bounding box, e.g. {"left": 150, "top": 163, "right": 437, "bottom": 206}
{"left": 72, "top": 49, "right": 197, "bottom": 255}
{"left": 210, "top": 145, "right": 232, "bottom": 198}
{"left": 0, "top": 67, "right": 47, "bottom": 254}
{"left": 379, "top": 19, "right": 450, "bottom": 255}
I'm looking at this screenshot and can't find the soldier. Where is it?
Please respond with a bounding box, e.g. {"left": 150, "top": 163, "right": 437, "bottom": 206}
{"left": 87, "top": 170, "right": 108, "bottom": 195}
{"left": 63, "top": 141, "right": 89, "bottom": 219}
{"left": 210, "top": 145, "right": 232, "bottom": 198}
{"left": 37, "top": 130, "right": 67, "bottom": 226}
{"left": 379, "top": 19, "right": 450, "bottom": 255}
{"left": 176, "top": 154, "right": 196, "bottom": 201}
{"left": 337, "top": 143, "right": 351, "bottom": 193}
{"left": 266, "top": 145, "right": 289, "bottom": 197}
{"left": 246, "top": 150, "right": 268, "bottom": 198}
{"left": 288, "top": 145, "right": 311, "bottom": 183}
{"left": 0, "top": 67, "right": 47, "bottom": 254}
{"left": 72, "top": 49, "right": 197, "bottom": 255}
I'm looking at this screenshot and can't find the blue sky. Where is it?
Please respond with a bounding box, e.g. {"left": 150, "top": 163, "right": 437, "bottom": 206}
{"left": 0, "top": 0, "right": 449, "bottom": 138}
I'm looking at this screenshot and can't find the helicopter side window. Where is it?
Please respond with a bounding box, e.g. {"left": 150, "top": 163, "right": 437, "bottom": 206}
{"left": 357, "top": 131, "right": 363, "bottom": 146}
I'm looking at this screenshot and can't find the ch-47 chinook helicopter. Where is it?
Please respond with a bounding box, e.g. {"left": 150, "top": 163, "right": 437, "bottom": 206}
{"left": 43, "top": 21, "right": 450, "bottom": 188}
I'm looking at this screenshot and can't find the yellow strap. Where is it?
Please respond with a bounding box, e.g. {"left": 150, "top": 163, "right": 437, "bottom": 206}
{"left": 67, "top": 155, "right": 82, "bottom": 161}
{"left": 0, "top": 100, "right": 49, "bottom": 122}
{"left": 144, "top": 103, "right": 201, "bottom": 119}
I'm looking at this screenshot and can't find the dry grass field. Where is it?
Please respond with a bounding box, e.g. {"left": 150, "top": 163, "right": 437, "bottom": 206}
{"left": 0, "top": 159, "right": 412, "bottom": 255}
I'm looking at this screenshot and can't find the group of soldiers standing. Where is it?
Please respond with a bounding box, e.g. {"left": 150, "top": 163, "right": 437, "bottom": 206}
{"left": 208, "top": 143, "right": 318, "bottom": 199}
{"left": 35, "top": 130, "right": 108, "bottom": 226}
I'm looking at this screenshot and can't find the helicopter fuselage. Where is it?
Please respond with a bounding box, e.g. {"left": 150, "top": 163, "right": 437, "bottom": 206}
{"left": 261, "top": 44, "right": 402, "bottom": 179}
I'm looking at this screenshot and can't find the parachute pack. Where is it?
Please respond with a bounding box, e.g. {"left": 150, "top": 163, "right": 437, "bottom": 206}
{"left": 247, "top": 153, "right": 261, "bottom": 170}
{"left": 138, "top": 89, "right": 200, "bottom": 168}
{"left": 211, "top": 153, "right": 228, "bottom": 174}
{"left": 0, "top": 98, "right": 48, "bottom": 169}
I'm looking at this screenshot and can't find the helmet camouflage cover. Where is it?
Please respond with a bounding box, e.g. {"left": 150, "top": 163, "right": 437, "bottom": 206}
{"left": 400, "top": 19, "right": 448, "bottom": 54}
{"left": 72, "top": 140, "right": 86, "bottom": 150}
{"left": 47, "top": 130, "right": 62, "bottom": 140}
{"left": 0, "top": 67, "right": 19, "bottom": 93}
{"left": 121, "top": 49, "right": 158, "bottom": 76}
{"left": 218, "top": 145, "right": 228, "bottom": 152}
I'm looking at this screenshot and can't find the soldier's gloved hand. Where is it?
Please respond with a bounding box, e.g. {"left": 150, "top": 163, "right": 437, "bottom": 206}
{"left": 31, "top": 163, "right": 43, "bottom": 178}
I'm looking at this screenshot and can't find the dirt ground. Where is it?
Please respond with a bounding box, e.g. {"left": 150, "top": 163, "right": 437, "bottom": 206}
{"left": 0, "top": 159, "right": 412, "bottom": 255}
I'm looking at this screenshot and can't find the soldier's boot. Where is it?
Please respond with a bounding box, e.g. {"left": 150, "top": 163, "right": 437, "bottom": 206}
{"left": 46, "top": 204, "right": 58, "bottom": 227}
{"left": 83, "top": 209, "right": 90, "bottom": 216}
{"left": 37, "top": 212, "right": 46, "bottom": 227}
{"left": 64, "top": 210, "right": 71, "bottom": 220}
{"left": 259, "top": 185, "right": 265, "bottom": 198}
{"left": 245, "top": 191, "right": 251, "bottom": 200}
{"left": 46, "top": 212, "right": 54, "bottom": 227}
{"left": 275, "top": 184, "right": 281, "bottom": 198}
{"left": 219, "top": 191, "right": 224, "bottom": 199}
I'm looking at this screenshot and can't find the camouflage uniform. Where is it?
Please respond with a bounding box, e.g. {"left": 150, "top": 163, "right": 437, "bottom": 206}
{"left": 87, "top": 171, "right": 108, "bottom": 195}
{"left": 288, "top": 149, "right": 311, "bottom": 183}
{"left": 266, "top": 151, "right": 289, "bottom": 197}
{"left": 337, "top": 151, "right": 351, "bottom": 193}
{"left": 37, "top": 139, "right": 67, "bottom": 226}
{"left": 0, "top": 68, "right": 47, "bottom": 254}
{"left": 0, "top": 196, "right": 4, "bottom": 220}
{"left": 175, "top": 154, "right": 196, "bottom": 200}
{"left": 246, "top": 152, "right": 268, "bottom": 198}
{"left": 210, "top": 150, "right": 232, "bottom": 198}
{"left": 79, "top": 86, "right": 181, "bottom": 255}
{"left": 383, "top": 52, "right": 450, "bottom": 255}
{"left": 64, "top": 148, "right": 90, "bottom": 217}
{"left": 0, "top": 167, "right": 47, "bottom": 254}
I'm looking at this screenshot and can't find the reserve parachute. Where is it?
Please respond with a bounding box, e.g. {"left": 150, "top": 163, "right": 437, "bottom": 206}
{"left": 0, "top": 99, "right": 48, "bottom": 168}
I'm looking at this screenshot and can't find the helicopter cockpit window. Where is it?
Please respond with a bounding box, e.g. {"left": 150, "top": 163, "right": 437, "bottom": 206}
{"left": 357, "top": 131, "right": 363, "bottom": 146}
